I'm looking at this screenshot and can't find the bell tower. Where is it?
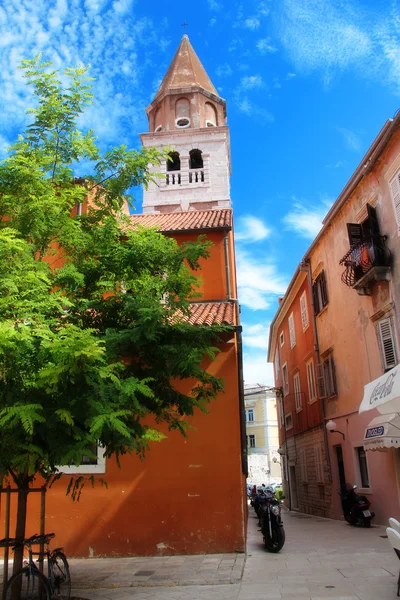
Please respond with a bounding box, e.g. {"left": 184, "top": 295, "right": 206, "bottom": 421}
{"left": 140, "top": 35, "right": 232, "bottom": 213}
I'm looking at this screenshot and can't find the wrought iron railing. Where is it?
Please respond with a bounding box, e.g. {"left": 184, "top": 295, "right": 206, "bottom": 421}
{"left": 339, "top": 236, "right": 391, "bottom": 287}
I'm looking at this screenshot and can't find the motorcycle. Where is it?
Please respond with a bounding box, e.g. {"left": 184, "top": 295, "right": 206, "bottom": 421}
{"left": 258, "top": 489, "right": 286, "bottom": 553}
{"left": 339, "top": 484, "right": 375, "bottom": 527}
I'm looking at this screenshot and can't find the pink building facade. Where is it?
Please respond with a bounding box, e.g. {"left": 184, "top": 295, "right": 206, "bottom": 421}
{"left": 269, "top": 113, "right": 400, "bottom": 524}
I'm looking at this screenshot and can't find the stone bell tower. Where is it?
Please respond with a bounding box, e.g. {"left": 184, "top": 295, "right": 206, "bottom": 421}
{"left": 140, "top": 34, "right": 232, "bottom": 213}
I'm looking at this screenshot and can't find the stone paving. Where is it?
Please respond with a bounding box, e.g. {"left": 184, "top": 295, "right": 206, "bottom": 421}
{"left": 1, "top": 506, "right": 399, "bottom": 599}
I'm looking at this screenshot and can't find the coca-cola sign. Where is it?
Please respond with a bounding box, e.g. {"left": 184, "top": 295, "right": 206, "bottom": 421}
{"left": 369, "top": 371, "right": 397, "bottom": 407}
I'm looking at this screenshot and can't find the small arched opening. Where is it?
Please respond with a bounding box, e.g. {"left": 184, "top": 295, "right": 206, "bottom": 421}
{"left": 205, "top": 102, "right": 218, "bottom": 127}
{"left": 175, "top": 97, "right": 190, "bottom": 128}
{"left": 166, "top": 151, "right": 181, "bottom": 185}
{"left": 189, "top": 149, "right": 204, "bottom": 184}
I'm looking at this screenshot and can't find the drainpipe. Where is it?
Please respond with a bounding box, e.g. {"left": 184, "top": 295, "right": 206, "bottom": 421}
{"left": 300, "top": 259, "right": 332, "bottom": 482}
{"left": 223, "top": 229, "right": 247, "bottom": 476}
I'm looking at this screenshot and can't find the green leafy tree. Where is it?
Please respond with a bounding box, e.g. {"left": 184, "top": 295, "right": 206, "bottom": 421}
{"left": 0, "top": 57, "right": 226, "bottom": 576}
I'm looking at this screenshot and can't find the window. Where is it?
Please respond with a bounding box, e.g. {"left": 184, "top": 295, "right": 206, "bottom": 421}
{"left": 278, "top": 398, "right": 284, "bottom": 427}
{"left": 377, "top": 317, "right": 397, "bottom": 371}
{"left": 293, "top": 372, "right": 302, "bottom": 411}
{"left": 306, "top": 358, "right": 317, "bottom": 403}
{"left": 389, "top": 170, "right": 400, "bottom": 233}
{"left": 246, "top": 408, "right": 254, "bottom": 422}
{"left": 282, "top": 363, "right": 289, "bottom": 396}
{"left": 356, "top": 446, "right": 370, "bottom": 488}
{"left": 288, "top": 312, "right": 296, "bottom": 348}
{"left": 285, "top": 413, "right": 293, "bottom": 431}
{"left": 280, "top": 331, "right": 284, "bottom": 346}
{"left": 175, "top": 97, "right": 190, "bottom": 128}
{"left": 58, "top": 445, "right": 106, "bottom": 474}
{"left": 315, "top": 446, "right": 324, "bottom": 483}
{"left": 248, "top": 434, "right": 256, "bottom": 448}
{"left": 300, "top": 291, "right": 309, "bottom": 331}
{"left": 167, "top": 151, "right": 181, "bottom": 172}
{"left": 300, "top": 449, "right": 308, "bottom": 482}
{"left": 274, "top": 347, "right": 280, "bottom": 377}
{"left": 189, "top": 149, "right": 204, "bottom": 170}
{"left": 320, "top": 355, "right": 338, "bottom": 398}
{"left": 313, "top": 270, "right": 328, "bottom": 315}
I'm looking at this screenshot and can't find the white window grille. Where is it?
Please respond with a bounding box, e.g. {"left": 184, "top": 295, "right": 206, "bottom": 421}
{"left": 288, "top": 312, "right": 296, "bottom": 348}
{"left": 300, "top": 291, "right": 309, "bottom": 331}
{"left": 282, "top": 363, "right": 289, "bottom": 396}
{"left": 389, "top": 170, "right": 400, "bottom": 234}
{"left": 57, "top": 445, "right": 106, "bottom": 474}
{"left": 294, "top": 372, "right": 302, "bottom": 411}
{"left": 306, "top": 358, "right": 317, "bottom": 403}
{"left": 377, "top": 317, "right": 397, "bottom": 371}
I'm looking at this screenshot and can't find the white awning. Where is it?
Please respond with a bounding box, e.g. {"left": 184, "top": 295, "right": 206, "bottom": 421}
{"left": 359, "top": 365, "right": 400, "bottom": 414}
{"left": 363, "top": 413, "right": 400, "bottom": 451}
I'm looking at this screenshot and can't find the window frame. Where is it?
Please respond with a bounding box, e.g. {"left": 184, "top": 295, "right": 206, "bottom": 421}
{"left": 299, "top": 290, "right": 309, "bottom": 331}
{"left": 288, "top": 312, "right": 296, "bottom": 348}
{"left": 57, "top": 446, "right": 106, "bottom": 474}
{"left": 280, "top": 331, "right": 284, "bottom": 346}
{"left": 285, "top": 412, "right": 293, "bottom": 431}
{"left": 246, "top": 408, "right": 255, "bottom": 422}
{"left": 306, "top": 358, "right": 317, "bottom": 404}
{"left": 323, "top": 354, "right": 338, "bottom": 399}
{"left": 282, "top": 363, "right": 289, "bottom": 396}
{"left": 377, "top": 317, "right": 397, "bottom": 372}
{"left": 248, "top": 434, "right": 256, "bottom": 448}
{"left": 313, "top": 270, "right": 329, "bottom": 315}
{"left": 355, "top": 446, "right": 370, "bottom": 489}
{"left": 293, "top": 371, "right": 302, "bottom": 412}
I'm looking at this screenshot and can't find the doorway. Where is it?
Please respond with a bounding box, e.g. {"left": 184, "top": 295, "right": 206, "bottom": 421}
{"left": 289, "top": 464, "right": 298, "bottom": 509}
{"left": 335, "top": 445, "right": 347, "bottom": 492}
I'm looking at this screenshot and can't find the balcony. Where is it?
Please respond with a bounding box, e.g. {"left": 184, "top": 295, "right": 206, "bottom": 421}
{"left": 165, "top": 169, "right": 205, "bottom": 187}
{"left": 339, "top": 236, "right": 391, "bottom": 295}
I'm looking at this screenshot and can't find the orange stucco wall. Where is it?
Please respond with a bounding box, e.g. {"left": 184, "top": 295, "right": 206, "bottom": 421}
{"left": 1, "top": 225, "right": 246, "bottom": 556}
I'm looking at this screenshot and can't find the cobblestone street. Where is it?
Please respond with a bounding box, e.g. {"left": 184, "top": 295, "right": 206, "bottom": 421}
{"left": 64, "top": 506, "right": 399, "bottom": 600}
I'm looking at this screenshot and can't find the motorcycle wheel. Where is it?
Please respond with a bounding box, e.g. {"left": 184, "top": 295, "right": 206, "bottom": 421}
{"left": 264, "top": 525, "right": 285, "bottom": 553}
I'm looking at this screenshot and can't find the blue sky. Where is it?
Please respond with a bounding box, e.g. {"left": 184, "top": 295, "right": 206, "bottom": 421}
{"left": 1, "top": 0, "right": 399, "bottom": 385}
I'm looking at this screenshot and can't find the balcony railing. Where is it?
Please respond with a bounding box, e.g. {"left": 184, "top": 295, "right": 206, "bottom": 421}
{"left": 339, "top": 236, "right": 391, "bottom": 292}
{"left": 165, "top": 169, "right": 205, "bottom": 186}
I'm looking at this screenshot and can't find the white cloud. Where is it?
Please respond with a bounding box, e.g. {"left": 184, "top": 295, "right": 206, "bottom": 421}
{"left": 243, "top": 351, "right": 274, "bottom": 385}
{"left": 337, "top": 127, "right": 362, "bottom": 151}
{"left": 207, "top": 0, "right": 221, "bottom": 11}
{"left": 282, "top": 198, "right": 333, "bottom": 239}
{"left": 242, "top": 322, "right": 270, "bottom": 350}
{"left": 244, "top": 16, "right": 260, "bottom": 30}
{"left": 257, "top": 38, "right": 277, "bottom": 54}
{"left": 236, "top": 215, "right": 270, "bottom": 242}
{"left": 240, "top": 74, "right": 264, "bottom": 89}
{"left": 209, "top": 17, "right": 217, "bottom": 26}
{"left": 215, "top": 63, "right": 232, "bottom": 78}
{"left": 236, "top": 248, "right": 288, "bottom": 310}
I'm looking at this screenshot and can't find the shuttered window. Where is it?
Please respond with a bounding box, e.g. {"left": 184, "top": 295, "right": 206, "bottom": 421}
{"left": 315, "top": 446, "right": 324, "bottom": 483}
{"left": 288, "top": 312, "right": 296, "bottom": 348}
{"left": 377, "top": 318, "right": 397, "bottom": 371}
{"left": 313, "top": 270, "right": 329, "bottom": 315}
{"left": 300, "top": 291, "right": 309, "bottom": 331}
{"left": 282, "top": 363, "right": 289, "bottom": 396}
{"left": 294, "top": 372, "right": 302, "bottom": 411}
{"left": 389, "top": 172, "right": 400, "bottom": 233}
{"left": 306, "top": 358, "right": 317, "bottom": 403}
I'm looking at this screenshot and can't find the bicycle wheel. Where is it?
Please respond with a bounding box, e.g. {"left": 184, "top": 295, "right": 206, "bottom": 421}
{"left": 49, "top": 551, "right": 71, "bottom": 600}
{"left": 4, "top": 567, "right": 51, "bottom": 600}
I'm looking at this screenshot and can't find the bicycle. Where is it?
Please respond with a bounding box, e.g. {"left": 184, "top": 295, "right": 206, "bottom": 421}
{"left": 1, "top": 533, "right": 71, "bottom": 600}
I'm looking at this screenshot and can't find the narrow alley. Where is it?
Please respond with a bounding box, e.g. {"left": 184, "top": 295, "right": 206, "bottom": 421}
{"left": 68, "top": 507, "right": 399, "bottom": 600}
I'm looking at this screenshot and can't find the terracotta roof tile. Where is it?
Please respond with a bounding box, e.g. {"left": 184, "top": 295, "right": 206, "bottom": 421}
{"left": 180, "top": 302, "right": 236, "bottom": 327}
{"left": 130, "top": 209, "right": 232, "bottom": 232}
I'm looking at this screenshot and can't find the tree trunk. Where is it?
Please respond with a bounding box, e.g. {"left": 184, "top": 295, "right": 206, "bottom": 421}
{"left": 13, "top": 478, "right": 29, "bottom": 575}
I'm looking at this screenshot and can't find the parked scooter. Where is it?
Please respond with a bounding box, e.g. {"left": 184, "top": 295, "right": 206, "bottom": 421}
{"left": 257, "top": 489, "right": 286, "bottom": 552}
{"left": 339, "top": 484, "right": 375, "bottom": 527}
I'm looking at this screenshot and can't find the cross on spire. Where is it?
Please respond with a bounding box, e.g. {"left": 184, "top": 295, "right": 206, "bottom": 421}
{"left": 181, "top": 20, "right": 189, "bottom": 34}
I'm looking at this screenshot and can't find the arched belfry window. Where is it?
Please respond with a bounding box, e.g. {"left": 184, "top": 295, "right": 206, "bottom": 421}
{"left": 205, "top": 102, "right": 217, "bottom": 127}
{"left": 175, "top": 97, "right": 190, "bottom": 128}
{"left": 189, "top": 149, "right": 203, "bottom": 169}
{"left": 189, "top": 149, "right": 204, "bottom": 183}
{"left": 167, "top": 151, "right": 181, "bottom": 172}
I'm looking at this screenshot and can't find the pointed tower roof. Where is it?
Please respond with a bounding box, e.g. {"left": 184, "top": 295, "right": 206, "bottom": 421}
{"left": 154, "top": 35, "right": 219, "bottom": 100}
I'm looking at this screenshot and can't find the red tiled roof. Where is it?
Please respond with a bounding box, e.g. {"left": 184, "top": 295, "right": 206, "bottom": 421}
{"left": 129, "top": 209, "right": 232, "bottom": 232}
{"left": 180, "top": 302, "right": 236, "bottom": 326}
